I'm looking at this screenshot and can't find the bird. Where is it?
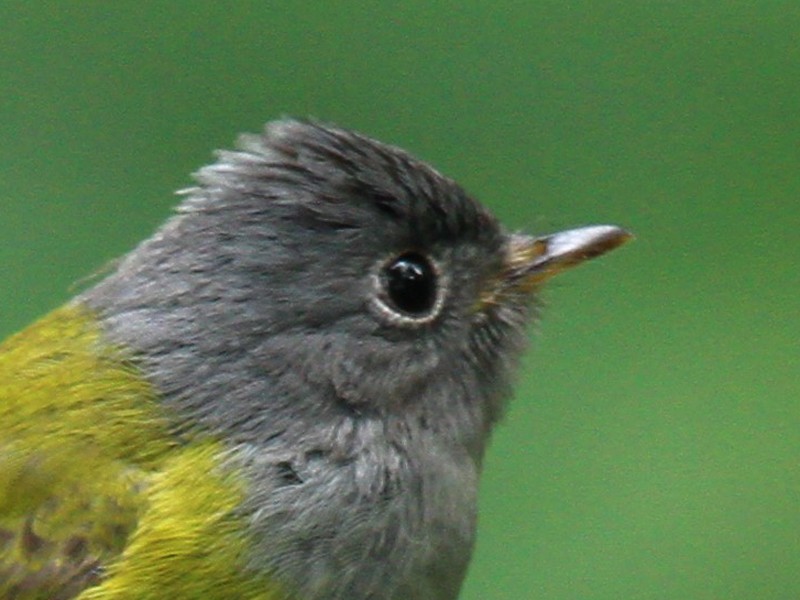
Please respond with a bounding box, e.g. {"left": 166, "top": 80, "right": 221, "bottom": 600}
{"left": 0, "top": 119, "right": 631, "bottom": 599}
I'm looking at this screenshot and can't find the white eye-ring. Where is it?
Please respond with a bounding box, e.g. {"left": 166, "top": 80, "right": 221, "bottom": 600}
{"left": 370, "top": 251, "right": 447, "bottom": 326}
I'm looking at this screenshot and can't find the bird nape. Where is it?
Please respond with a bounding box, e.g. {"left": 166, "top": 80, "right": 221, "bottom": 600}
{"left": 0, "top": 119, "right": 631, "bottom": 600}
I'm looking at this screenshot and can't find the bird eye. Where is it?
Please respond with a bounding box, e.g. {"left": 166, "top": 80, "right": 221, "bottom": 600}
{"left": 379, "top": 252, "right": 439, "bottom": 320}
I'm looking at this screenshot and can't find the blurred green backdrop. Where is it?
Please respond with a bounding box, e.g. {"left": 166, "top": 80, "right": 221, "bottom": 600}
{"left": 2, "top": 2, "right": 798, "bottom": 599}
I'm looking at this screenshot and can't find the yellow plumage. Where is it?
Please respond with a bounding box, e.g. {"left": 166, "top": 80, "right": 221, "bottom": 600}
{"left": 0, "top": 306, "right": 280, "bottom": 599}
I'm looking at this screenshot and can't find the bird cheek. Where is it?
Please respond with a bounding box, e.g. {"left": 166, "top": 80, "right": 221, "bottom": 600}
{"left": 327, "top": 349, "right": 416, "bottom": 414}
{"left": 326, "top": 349, "right": 385, "bottom": 413}
{"left": 330, "top": 364, "right": 369, "bottom": 411}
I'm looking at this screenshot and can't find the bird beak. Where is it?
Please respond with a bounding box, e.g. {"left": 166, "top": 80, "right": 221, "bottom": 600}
{"left": 476, "top": 225, "right": 633, "bottom": 311}
{"left": 496, "top": 224, "right": 633, "bottom": 297}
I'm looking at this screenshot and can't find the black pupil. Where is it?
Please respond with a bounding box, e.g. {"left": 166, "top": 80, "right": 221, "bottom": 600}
{"left": 384, "top": 253, "right": 437, "bottom": 316}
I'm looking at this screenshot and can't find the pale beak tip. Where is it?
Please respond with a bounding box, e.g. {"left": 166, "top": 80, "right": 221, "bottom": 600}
{"left": 507, "top": 224, "right": 633, "bottom": 288}
{"left": 544, "top": 225, "right": 633, "bottom": 261}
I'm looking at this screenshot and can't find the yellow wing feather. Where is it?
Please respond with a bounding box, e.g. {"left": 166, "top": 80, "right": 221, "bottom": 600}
{"left": 0, "top": 307, "right": 280, "bottom": 599}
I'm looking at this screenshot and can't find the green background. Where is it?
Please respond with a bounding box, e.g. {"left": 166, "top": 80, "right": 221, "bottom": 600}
{"left": 2, "top": 2, "right": 798, "bottom": 598}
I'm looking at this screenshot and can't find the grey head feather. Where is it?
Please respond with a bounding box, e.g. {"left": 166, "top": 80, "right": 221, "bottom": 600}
{"left": 79, "top": 119, "right": 536, "bottom": 599}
